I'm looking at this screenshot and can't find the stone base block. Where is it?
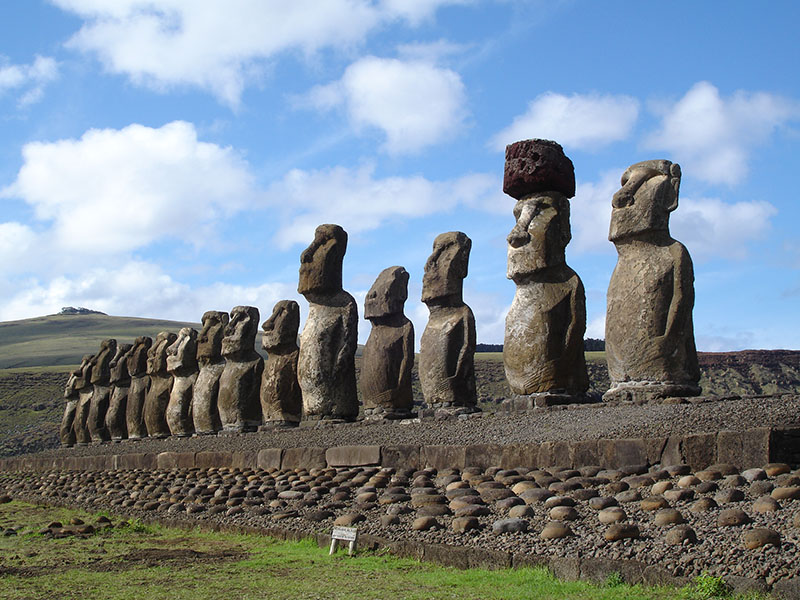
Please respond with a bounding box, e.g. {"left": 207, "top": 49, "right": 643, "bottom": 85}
{"left": 259, "top": 421, "right": 299, "bottom": 431}
{"left": 501, "top": 392, "right": 600, "bottom": 410}
{"left": 603, "top": 381, "right": 701, "bottom": 404}
{"left": 418, "top": 406, "right": 481, "bottom": 420}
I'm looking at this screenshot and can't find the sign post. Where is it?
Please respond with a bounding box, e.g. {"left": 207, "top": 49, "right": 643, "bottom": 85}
{"left": 329, "top": 526, "right": 358, "bottom": 556}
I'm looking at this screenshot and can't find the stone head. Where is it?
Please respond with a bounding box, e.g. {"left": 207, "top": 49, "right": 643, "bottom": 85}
{"left": 261, "top": 300, "right": 300, "bottom": 351}
{"left": 298, "top": 224, "right": 348, "bottom": 296}
{"left": 197, "top": 310, "right": 229, "bottom": 363}
{"left": 110, "top": 343, "right": 133, "bottom": 384}
{"left": 90, "top": 338, "right": 117, "bottom": 384}
{"left": 147, "top": 331, "right": 176, "bottom": 376}
{"left": 609, "top": 159, "right": 681, "bottom": 242}
{"left": 506, "top": 193, "right": 571, "bottom": 281}
{"left": 128, "top": 336, "right": 152, "bottom": 377}
{"left": 167, "top": 327, "right": 199, "bottom": 374}
{"left": 64, "top": 371, "right": 79, "bottom": 398}
{"left": 503, "top": 139, "right": 575, "bottom": 200}
{"left": 422, "top": 232, "right": 471, "bottom": 305}
{"left": 75, "top": 354, "right": 94, "bottom": 389}
{"left": 222, "top": 306, "right": 259, "bottom": 358}
{"left": 365, "top": 266, "right": 409, "bottom": 320}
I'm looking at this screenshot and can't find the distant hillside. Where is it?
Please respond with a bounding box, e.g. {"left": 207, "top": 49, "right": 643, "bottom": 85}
{"left": 0, "top": 314, "right": 201, "bottom": 369}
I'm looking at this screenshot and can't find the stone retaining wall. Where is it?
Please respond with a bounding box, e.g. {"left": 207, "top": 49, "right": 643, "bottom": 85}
{"left": 3, "top": 426, "right": 798, "bottom": 473}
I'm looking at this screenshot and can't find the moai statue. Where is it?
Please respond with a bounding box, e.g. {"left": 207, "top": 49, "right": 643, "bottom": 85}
{"left": 297, "top": 224, "right": 359, "bottom": 421}
{"left": 604, "top": 159, "right": 701, "bottom": 402}
{"left": 259, "top": 300, "right": 302, "bottom": 428}
{"left": 72, "top": 354, "right": 94, "bottom": 446}
{"left": 166, "top": 327, "right": 199, "bottom": 437}
{"left": 419, "top": 232, "right": 478, "bottom": 413}
{"left": 218, "top": 306, "right": 263, "bottom": 432}
{"left": 362, "top": 266, "right": 415, "bottom": 419}
{"left": 106, "top": 343, "right": 133, "bottom": 441}
{"left": 60, "top": 371, "right": 80, "bottom": 447}
{"left": 126, "top": 336, "right": 152, "bottom": 439}
{"left": 87, "top": 338, "right": 116, "bottom": 443}
{"left": 143, "top": 331, "right": 176, "bottom": 438}
{"left": 503, "top": 139, "right": 590, "bottom": 407}
{"left": 193, "top": 310, "right": 228, "bottom": 435}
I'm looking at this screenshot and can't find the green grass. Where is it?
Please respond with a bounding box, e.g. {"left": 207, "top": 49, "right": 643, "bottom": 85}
{"left": 475, "top": 351, "right": 607, "bottom": 364}
{"left": 1, "top": 500, "right": 755, "bottom": 600}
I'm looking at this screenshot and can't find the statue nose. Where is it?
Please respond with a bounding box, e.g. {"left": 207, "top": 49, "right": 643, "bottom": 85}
{"left": 612, "top": 191, "right": 633, "bottom": 208}
{"left": 507, "top": 226, "right": 530, "bottom": 248}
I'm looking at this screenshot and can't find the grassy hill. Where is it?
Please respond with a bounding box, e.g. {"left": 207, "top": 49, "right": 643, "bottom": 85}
{"left": 0, "top": 314, "right": 203, "bottom": 369}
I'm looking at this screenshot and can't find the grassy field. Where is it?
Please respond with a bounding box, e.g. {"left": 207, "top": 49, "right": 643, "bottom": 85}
{"left": 0, "top": 500, "right": 749, "bottom": 600}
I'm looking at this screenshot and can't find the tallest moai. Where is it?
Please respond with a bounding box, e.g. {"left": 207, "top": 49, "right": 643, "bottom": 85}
{"left": 502, "top": 139, "right": 590, "bottom": 406}
{"left": 604, "top": 160, "right": 700, "bottom": 402}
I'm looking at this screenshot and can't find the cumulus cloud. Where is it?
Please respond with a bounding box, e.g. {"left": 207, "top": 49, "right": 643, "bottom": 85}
{"left": 54, "top": 0, "right": 469, "bottom": 107}
{"left": 645, "top": 81, "right": 800, "bottom": 185}
{"left": 1, "top": 121, "right": 258, "bottom": 254}
{"left": 306, "top": 56, "right": 467, "bottom": 154}
{"left": 265, "top": 164, "right": 495, "bottom": 248}
{"left": 490, "top": 92, "right": 639, "bottom": 151}
{"left": 568, "top": 170, "right": 620, "bottom": 254}
{"left": 671, "top": 196, "right": 776, "bottom": 261}
{"left": 0, "top": 259, "right": 298, "bottom": 323}
{"left": 0, "top": 55, "right": 58, "bottom": 106}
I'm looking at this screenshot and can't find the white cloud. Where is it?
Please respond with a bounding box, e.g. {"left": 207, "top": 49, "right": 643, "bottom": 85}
{"left": 1, "top": 121, "right": 258, "bottom": 254}
{"left": 0, "top": 55, "right": 58, "bottom": 107}
{"left": 569, "top": 170, "right": 620, "bottom": 254}
{"left": 645, "top": 81, "right": 800, "bottom": 185}
{"left": 671, "top": 196, "right": 776, "bottom": 261}
{"left": 265, "top": 165, "right": 495, "bottom": 248}
{"left": 54, "top": 0, "right": 469, "bottom": 107}
{"left": 307, "top": 56, "right": 467, "bottom": 154}
{"left": 0, "top": 259, "right": 298, "bottom": 323}
{"left": 490, "top": 91, "right": 639, "bottom": 151}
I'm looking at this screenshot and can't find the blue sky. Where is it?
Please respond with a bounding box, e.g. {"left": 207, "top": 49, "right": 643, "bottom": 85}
{"left": 1, "top": 1, "right": 798, "bottom": 351}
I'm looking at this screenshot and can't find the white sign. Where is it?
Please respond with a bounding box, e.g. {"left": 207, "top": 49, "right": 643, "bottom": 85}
{"left": 329, "top": 526, "right": 359, "bottom": 555}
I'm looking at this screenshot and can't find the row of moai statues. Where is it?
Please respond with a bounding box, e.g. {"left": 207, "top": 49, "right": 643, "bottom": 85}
{"left": 60, "top": 223, "right": 479, "bottom": 445}
{"left": 60, "top": 137, "right": 701, "bottom": 445}
{"left": 502, "top": 138, "right": 699, "bottom": 405}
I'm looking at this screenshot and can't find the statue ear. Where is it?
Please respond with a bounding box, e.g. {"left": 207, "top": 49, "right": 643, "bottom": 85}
{"left": 667, "top": 163, "right": 681, "bottom": 212}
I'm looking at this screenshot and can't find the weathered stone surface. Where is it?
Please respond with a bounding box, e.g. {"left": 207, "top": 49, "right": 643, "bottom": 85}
{"left": 326, "top": 446, "right": 381, "bottom": 467}
{"left": 298, "top": 224, "right": 358, "bottom": 421}
{"left": 381, "top": 445, "right": 420, "bottom": 470}
{"left": 682, "top": 433, "right": 716, "bottom": 471}
{"left": 144, "top": 331, "right": 176, "bottom": 438}
{"left": 166, "top": 327, "right": 198, "bottom": 437}
{"left": 598, "top": 507, "right": 627, "bottom": 524}
{"left": 195, "top": 451, "right": 233, "bottom": 469}
{"left": 256, "top": 448, "right": 283, "bottom": 470}
{"left": 362, "top": 267, "right": 414, "bottom": 417}
{"left": 598, "top": 438, "right": 647, "bottom": 469}
{"left": 718, "top": 508, "right": 750, "bottom": 526}
{"left": 156, "top": 452, "right": 195, "bottom": 470}
{"left": 282, "top": 447, "right": 326, "bottom": 470}
{"left": 88, "top": 339, "right": 116, "bottom": 443}
{"left": 605, "top": 160, "right": 700, "bottom": 402}
{"left": 422, "top": 445, "right": 467, "bottom": 471}
{"left": 452, "top": 516, "right": 480, "bottom": 533}
{"left": 503, "top": 142, "right": 588, "bottom": 400}
{"left": 73, "top": 354, "right": 94, "bottom": 445}
{"left": 771, "top": 486, "right": 800, "bottom": 500}
{"left": 665, "top": 524, "right": 697, "bottom": 545}
{"left": 106, "top": 342, "right": 133, "bottom": 441}
{"left": 654, "top": 508, "right": 685, "bottom": 526}
{"left": 419, "top": 231, "right": 477, "bottom": 409}
{"left": 605, "top": 523, "right": 639, "bottom": 541}
{"left": 219, "top": 306, "right": 263, "bottom": 432}
{"left": 492, "top": 518, "right": 528, "bottom": 534}
{"left": 743, "top": 528, "right": 781, "bottom": 549}
{"left": 126, "top": 337, "right": 152, "bottom": 440}
{"left": 503, "top": 139, "right": 575, "bottom": 200}
{"left": 260, "top": 300, "right": 302, "bottom": 427}
{"left": 60, "top": 370, "right": 80, "bottom": 447}
{"left": 193, "top": 310, "right": 228, "bottom": 435}
{"left": 540, "top": 521, "right": 573, "bottom": 539}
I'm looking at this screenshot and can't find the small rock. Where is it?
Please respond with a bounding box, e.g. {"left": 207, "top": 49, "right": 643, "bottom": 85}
{"left": 677, "top": 475, "right": 700, "bottom": 488}
{"left": 417, "top": 504, "right": 451, "bottom": 517}
{"left": 588, "top": 496, "right": 617, "bottom": 510}
{"left": 764, "top": 463, "right": 791, "bottom": 477}
{"left": 717, "top": 508, "right": 750, "bottom": 526}
{"left": 689, "top": 498, "right": 717, "bottom": 513}
{"left": 715, "top": 489, "right": 745, "bottom": 504}
{"left": 664, "top": 489, "right": 694, "bottom": 503}
{"left": 452, "top": 516, "right": 480, "bottom": 533}
{"left": 306, "top": 510, "right": 335, "bottom": 522}
{"left": 412, "top": 516, "right": 440, "bottom": 531}
{"left": 793, "top": 513, "right": 800, "bottom": 528}
{"left": 665, "top": 524, "right": 697, "bottom": 545}
{"left": 750, "top": 481, "right": 774, "bottom": 496}
{"left": 752, "top": 496, "right": 780, "bottom": 513}
{"left": 651, "top": 481, "right": 673, "bottom": 495}
{"left": 508, "top": 505, "right": 535, "bottom": 518}
{"left": 0, "top": 495, "right": 11, "bottom": 504}
{"left": 380, "top": 514, "right": 399, "bottom": 527}
{"left": 492, "top": 518, "right": 528, "bottom": 534}
{"left": 742, "top": 468, "right": 767, "bottom": 482}
{"left": 771, "top": 487, "right": 800, "bottom": 501}
{"left": 598, "top": 507, "right": 627, "bottom": 524}
{"left": 540, "top": 521, "right": 573, "bottom": 540}
{"left": 696, "top": 482, "right": 718, "bottom": 494}
{"left": 544, "top": 496, "right": 576, "bottom": 508}
{"left": 743, "top": 528, "right": 781, "bottom": 549}
{"left": 615, "top": 490, "right": 641, "bottom": 503}
{"left": 654, "top": 508, "right": 685, "bottom": 526}
{"left": 605, "top": 523, "right": 639, "bottom": 541}
{"left": 520, "top": 488, "right": 553, "bottom": 504}
{"left": 641, "top": 496, "right": 669, "bottom": 511}
{"left": 549, "top": 506, "right": 579, "bottom": 521}
{"left": 334, "top": 513, "right": 365, "bottom": 526}
{"left": 496, "top": 496, "right": 525, "bottom": 511}
{"left": 454, "top": 504, "right": 490, "bottom": 517}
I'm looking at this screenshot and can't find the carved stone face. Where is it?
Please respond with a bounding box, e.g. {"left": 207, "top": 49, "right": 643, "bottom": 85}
{"left": 261, "top": 300, "right": 300, "bottom": 351}
{"left": 128, "top": 336, "right": 152, "bottom": 377}
{"left": 365, "top": 266, "right": 409, "bottom": 320}
{"left": 167, "top": 327, "right": 198, "bottom": 373}
{"left": 298, "top": 224, "right": 347, "bottom": 296}
{"left": 609, "top": 160, "right": 681, "bottom": 242}
{"left": 90, "top": 338, "right": 117, "bottom": 385}
{"left": 147, "top": 331, "right": 176, "bottom": 375}
{"left": 75, "top": 354, "right": 94, "bottom": 389}
{"left": 422, "top": 232, "right": 471, "bottom": 304}
{"left": 507, "top": 194, "right": 570, "bottom": 281}
{"left": 197, "top": 311, "right": 228, "bottom": 362}
{"left": 222, "top": 306, "right": 259, "bottom": 357}
{"left": 110, "top": 343, "right": 133, "bottom": 384}
{"left": 64, "top": 372, "right": 79, "bottom": 398}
